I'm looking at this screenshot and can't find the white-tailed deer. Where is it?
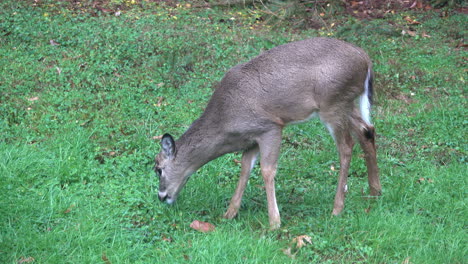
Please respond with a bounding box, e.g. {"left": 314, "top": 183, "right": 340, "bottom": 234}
{"left": 155, "top": 37, "right": 382, "bottom": 229}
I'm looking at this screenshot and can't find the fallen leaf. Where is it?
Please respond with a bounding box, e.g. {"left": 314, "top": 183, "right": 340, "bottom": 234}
{"left": 63, "top": 204, "right": 75, "bottom": 214}
{"left": 17, "top": 256, "right": 35, "bottom": 264}
{"left": 402, "top": 256, "right": 412, "bottom": 264}
{"left": 365, "top": 206, "right": 372, "bottom": 213}
{"left": 152, "top": 135, "right": 163, "bottom": 140}
{"left": 102, "top": 252, "right": 111, "bottom": 264}
{"left": 350, "top": 1, "right": 362, "bottom": 8}
{"left": 292, "top": 235, "right": 312, "bottom": 249}
{"left": 27, "top": 96, "right": 39, "bottom": 102}
{"left": 402, "top": 30, "right": 417, "bottom": 37}
{"left": 422, "top": 32, "right": 431, "bottom": 38}
{"left": 155, "top": 96, "right": 164, "bottom": 107}
{"left": 49, "top": 39, "right": 60, "bottom": 46}
{"left": 404, "top": 16, "right": 421, "bottom": 25}
{"left": 190, "top": 220, "right": 215, "bottom": 233}
{"left": 162, "top": 235, "right": 172, "bottom": 242}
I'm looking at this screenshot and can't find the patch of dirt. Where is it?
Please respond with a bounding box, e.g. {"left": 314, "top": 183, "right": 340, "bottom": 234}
{"left": 344, "top": 0, "right": 433, "bottom": 19}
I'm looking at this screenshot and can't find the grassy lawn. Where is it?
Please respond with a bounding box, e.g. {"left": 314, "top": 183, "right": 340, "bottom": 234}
{"left": 0, "top": 1, "right": 466, "bottom": 263}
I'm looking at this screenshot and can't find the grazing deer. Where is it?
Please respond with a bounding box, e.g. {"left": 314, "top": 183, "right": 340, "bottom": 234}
{"left": 155, "top": 37, "right": 382, "bottom": 229}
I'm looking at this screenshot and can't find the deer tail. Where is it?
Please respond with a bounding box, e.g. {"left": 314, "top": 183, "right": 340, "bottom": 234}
{"left": 359, "top": 67, "right": 373, "bottom": 125}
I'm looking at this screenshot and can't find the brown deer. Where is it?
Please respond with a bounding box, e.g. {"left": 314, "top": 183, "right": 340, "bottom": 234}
{"left": 155, "top": 37, "right": 382, "bottom": 229}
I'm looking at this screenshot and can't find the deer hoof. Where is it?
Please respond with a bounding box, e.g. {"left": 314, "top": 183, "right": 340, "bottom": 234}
{"left": 223, "top": 208, "right": 238, "bottom": 219}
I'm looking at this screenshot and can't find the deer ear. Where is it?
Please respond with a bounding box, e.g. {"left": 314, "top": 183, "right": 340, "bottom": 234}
{"left": 161, "top": 133, "right": 176, "bottom": 159}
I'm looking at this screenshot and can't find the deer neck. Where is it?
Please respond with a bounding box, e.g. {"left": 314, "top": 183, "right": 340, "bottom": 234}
{"left": 174, "top": 116, "right": 228, "bottom": 173}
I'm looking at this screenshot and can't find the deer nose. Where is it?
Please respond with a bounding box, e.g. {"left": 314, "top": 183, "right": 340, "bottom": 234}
{"left": 158, "top": 192, "right": 167, "bottom": 202}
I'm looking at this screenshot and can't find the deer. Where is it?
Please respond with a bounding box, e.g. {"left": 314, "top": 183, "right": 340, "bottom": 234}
{"left": 154, "top": 37, "right": 382, "bottom": 229}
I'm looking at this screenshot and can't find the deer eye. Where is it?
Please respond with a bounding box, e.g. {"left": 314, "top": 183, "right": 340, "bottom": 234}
{"left": 154, "top": 165, "right": 162, "bottom": 176}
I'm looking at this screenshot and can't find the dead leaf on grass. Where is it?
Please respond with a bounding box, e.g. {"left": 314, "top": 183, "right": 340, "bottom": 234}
{"left": 102, "top": 252, "right": 111, "bottom": 264}
{"left": 402, "top": 256, "right": 412, "bottom": 264}
{"left": 422, "top": 32, "right": 431, "bottom": 38}
{"left": 63, "top": 204, "right": 75, "bottom": 214}
{"left": 283, "top": 235, "right": 312, "bottom": 259}
{"left": 27, "top": 96, "right": 39, "bottom": 102}
{"left": 154, "top": 97, "right": 164, "bottom": 107}
{"left": 189, "top": 220, "right": 215, "bottom": 233}
{"left": 152, "top": 135, "right": 163, "bottom": 140}
{"left": 49, "top": 39, "right": 60, "bottom": 46}
{"left": 17, "top": 256, "right": 35, "bottom": 264}
{"left": 417, "top": 177, "right": 434, "bottom": 184}
{"left": 404, "top": 16, "right": 421, "bottom": 25}
{"left": 402, "top": 30, "right": 417, "bottom": 37}
{"left": 292, "top": 235, "right": 312, "bottom": 249}
{"left": 162, "top": 235, "right": 173, "bottom": 242}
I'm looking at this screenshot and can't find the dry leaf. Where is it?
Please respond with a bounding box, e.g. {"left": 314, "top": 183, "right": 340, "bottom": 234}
{"left": 292, "top": 235, "right": 312, "bottom": 249}
{"left": 422, "top": 32, "right": 431, "bottom": 38}
{"left": 404, "top": 16, "right": 421, "bottom": 25}
{"left": 49, "top": 39, "right": 60, "bottom": 46}
{"left": 402, "top": 30, "right": 417, "bottom": 37}
{"left": 102, "top": 252, "right": 111, "bottom": 264}
{"left": 152, "top": 135, "right": 163, "bottom": 140}
{"left": 402, "top": 256, "right": 412, "bottom": 264}
{"left": 17, "top": 256, "right": 35, "bottom": 264}
{"left": 162, "top": 235, "right": 172, "bottom": 242}
{"left": 190, "top": 220, "right": 215, "bottom": 233}
{"left": 155, "top": 96, "right": 164, "bottom": 107}
{"left": 63, "top": 204, "right": 75, "bottom": 214}
{"left": 407, "top": 30, "right": 417, "bottom": 37}
{"left": 350, "top": 1, "right": 362, "bottom": 8}
{"left": 365, "top": 206, "right": 372, "bottom": 213}
{"left": 28, "top": 96, "right": 39, "bottom": 102}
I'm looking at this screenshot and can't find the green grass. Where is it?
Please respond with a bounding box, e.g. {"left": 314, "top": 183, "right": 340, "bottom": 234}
{"left": 1, "top": 1, "right": 466, "bottom": 263}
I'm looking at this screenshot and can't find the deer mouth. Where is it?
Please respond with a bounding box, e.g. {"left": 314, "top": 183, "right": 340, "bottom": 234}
{"left": 158, "top": 191, "right": 175, "bottom": 204}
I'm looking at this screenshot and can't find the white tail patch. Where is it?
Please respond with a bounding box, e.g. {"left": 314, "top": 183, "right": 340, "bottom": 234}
{"left": 359, "top": 68, "right": 372, "bottom": 125}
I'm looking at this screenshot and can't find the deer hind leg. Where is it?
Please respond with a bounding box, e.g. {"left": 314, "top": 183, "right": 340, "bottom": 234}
{"left": 323, "top": 117, "right": 355, "bottom": 216}
{"left": 224, "top": 145, "right": 259, "bottom": 219}
{"left": 350, "top": 113, "right": 382, "bottom": 196}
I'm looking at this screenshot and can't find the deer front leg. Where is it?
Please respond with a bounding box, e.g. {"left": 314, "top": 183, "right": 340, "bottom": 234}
{"left": 258, "top": 129, "right": 282, "bottom": 230}
{"left": 224, "top": 145, "right": 259, "bottom": 219}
